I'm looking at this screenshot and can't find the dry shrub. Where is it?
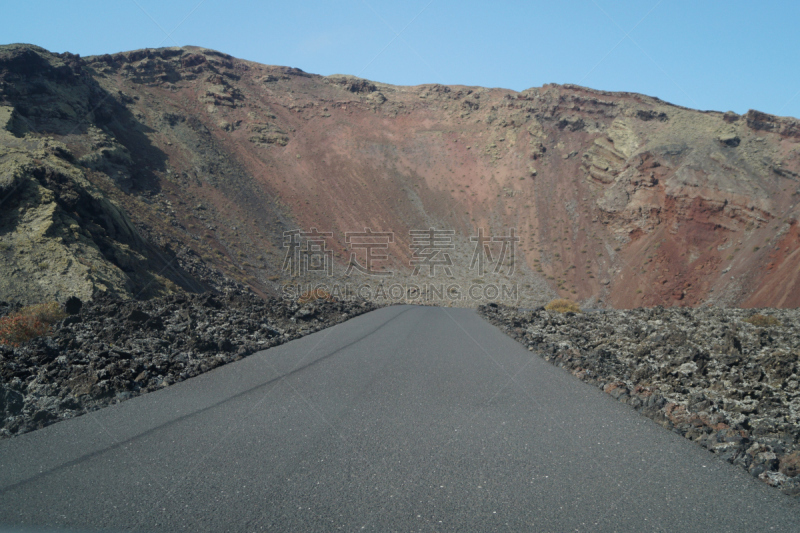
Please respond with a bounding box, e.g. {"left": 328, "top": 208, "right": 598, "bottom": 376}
{"left": 745, "top": 314, "right": 782, "bottom": 328}
{"left": 22, "top": 302, "right": 68, "bottom": 324}
{"left": 779, "top": 451, "right": 800, "bottom": 477}
{"left": 0, "top": 315, "right": 50, "bottom": 346}
{"left": 298, "top": 289, "right": 336, "bottom": 305}
{"left": 544, "top": 298, "right": 581, "bottom": 314}
{"left": 0, "top": 302, "right": 67, "bottom": 346}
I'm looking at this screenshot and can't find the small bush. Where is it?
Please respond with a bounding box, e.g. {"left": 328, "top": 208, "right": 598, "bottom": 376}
{"left": 544, "top": 299, "right": 581, "bottom": 314}
{"left": 0, "top": 315, "right": 50, "bottom": 346}
{"left": 298, "top": 289, "right": 336, "bottom": 305}
{"left": 0, "top": 302, "right": 67, "bottom": 346}
{"left": 20, "top": 302, "right": 67, "bottom": 325}
{"left": 745, "top": 314, "right": 782, "bottom": 328}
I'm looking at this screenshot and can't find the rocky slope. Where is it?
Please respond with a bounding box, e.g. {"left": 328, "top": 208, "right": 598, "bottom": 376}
{"left": 479, "top": 303, "right": 800, "bottom": 497}
{"left": 0, "top": 46, "right": 213, "bottom": 303}
{"left": 0, "top": 291, "right": 379, "bottom": 437}
{"left": 1, "top": 43, "right": 800, "bottom": 307}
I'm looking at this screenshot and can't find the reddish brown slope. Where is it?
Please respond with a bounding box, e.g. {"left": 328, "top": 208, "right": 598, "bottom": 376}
{"left": 2, "top": 44, "right": 799, "bottom": 307}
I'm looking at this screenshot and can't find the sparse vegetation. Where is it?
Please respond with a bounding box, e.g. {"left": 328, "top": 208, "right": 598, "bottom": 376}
{"left": 745, "top": 314, "right": 782, "bottom": 328}
{"left": 2, "top": 43, "right": 797, "bottom": 314}
{"left": 544, "top": 298, "right": 581, "bottom": 314}
{"left": 20, "top": 302, "right": 68, "bottom": 325}
{"left": 0, "top": 315, "right": 49, "bottom": 347}
{"left": 0, "top": 302, "right": 67, "bottom": 347}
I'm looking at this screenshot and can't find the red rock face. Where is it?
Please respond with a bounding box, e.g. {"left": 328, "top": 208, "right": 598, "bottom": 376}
{"left": 2, "top": 44, "right": 799, "bottom": 307}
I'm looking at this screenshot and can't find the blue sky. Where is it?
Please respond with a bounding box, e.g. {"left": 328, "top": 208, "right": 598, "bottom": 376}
{"left": 2, "top": 0, "right": 799, "bottom": 119}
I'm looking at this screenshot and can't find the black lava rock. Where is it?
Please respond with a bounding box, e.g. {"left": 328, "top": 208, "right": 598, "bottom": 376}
{"left": 0, "top": 289, "right": 380, "bottom": 439}
{"left": 478, "top": 303, "right": 800, "bottom": 498}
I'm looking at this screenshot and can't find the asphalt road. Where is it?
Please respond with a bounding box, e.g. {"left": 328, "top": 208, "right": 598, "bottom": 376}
{"left": 1, "top": 305, "right": 798, "bottom": 532}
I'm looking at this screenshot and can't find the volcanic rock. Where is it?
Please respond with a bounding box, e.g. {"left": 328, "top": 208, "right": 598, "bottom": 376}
{"left": 2, "top": 43, "right": 800, "bottom": 307}
{"left": 0, "top": 290, "right": 380, "bottom": 438}
{"left": 479, "top": 303, "right": 800, "bottom": 497}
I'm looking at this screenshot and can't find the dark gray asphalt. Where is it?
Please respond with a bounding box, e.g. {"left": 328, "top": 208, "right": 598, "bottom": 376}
{"left": 0, "top": 305, "right": 798, "bottom": 532}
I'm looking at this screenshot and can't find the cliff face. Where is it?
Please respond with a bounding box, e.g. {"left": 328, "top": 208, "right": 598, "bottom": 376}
{"left": 1, "top": 43, "right": 799, "bottom": 307}
{"left": 0, "top": 45, "right": 208, "bottom": 303}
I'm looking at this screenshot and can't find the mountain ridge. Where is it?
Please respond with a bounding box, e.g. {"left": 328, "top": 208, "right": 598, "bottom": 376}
{"left": 87, "top": 43, "right": 800, "bottom": 121}
{"left": 1, "top": 43, "right": 799, "bottom": 308}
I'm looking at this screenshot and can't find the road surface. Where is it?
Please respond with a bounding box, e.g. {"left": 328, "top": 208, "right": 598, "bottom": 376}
{"left": 1, "top": 305, "right": 798, "bottom": 531}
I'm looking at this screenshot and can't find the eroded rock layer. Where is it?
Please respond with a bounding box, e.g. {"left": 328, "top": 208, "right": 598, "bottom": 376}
{"left": 1, "top": 43, "right": 800, "bottom": 306}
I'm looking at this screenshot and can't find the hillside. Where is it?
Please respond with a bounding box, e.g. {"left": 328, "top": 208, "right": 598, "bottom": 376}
{"left": 1, "top": 43, "right": 799, "bottom": 308}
